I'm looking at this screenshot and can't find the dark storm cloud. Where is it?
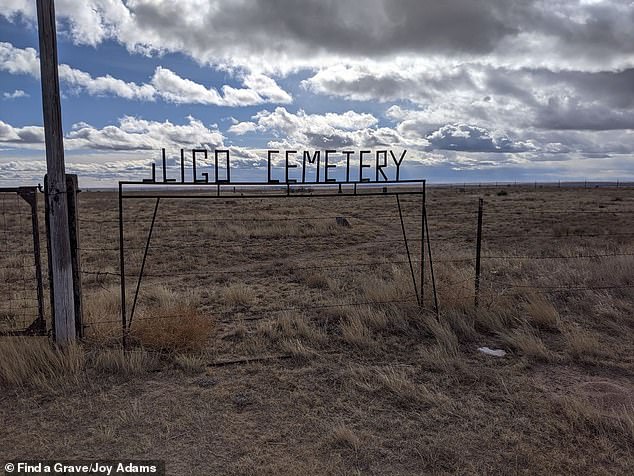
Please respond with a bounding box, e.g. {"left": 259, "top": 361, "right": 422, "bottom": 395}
{"left": 482, "top": 67, "right": 634, "bottom": 131}
{"left": 206, "top": 0, "right": 525, "bottom": 56}
{"left": 426, "top": 124, "right": 533, "bottom": 153}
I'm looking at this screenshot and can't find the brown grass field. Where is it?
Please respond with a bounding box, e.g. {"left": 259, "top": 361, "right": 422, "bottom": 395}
{"left": 1, "top": 184, "right": 633, "bottom": 475}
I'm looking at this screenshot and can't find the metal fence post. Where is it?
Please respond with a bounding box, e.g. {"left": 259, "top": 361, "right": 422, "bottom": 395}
{"left": 16, "top": 187, "right": 46, "bottom": 334}
{"left": 475, "top": 198, "right": 484, "bottom": 308}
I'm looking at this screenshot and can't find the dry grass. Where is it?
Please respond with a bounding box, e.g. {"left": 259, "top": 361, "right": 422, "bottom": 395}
{"left": 130, "top": 305, "right": 214, "bottom": 352}
{"left": 279, "top": 338, "right": 318, "bottom": 360}
{"left": 331, "top": 425, "right": 361, "bottom": 451}
{"left": 562, "top": 325, "right": 605, "bottom": 361}
{"left": 2, "top": 187, "right": 633, "bottom": 474}
{"left": 340, "top": 313, "right": 376, "bottom": 350}
{"left": 559, "top": 395, "right": 634, "bottom": 441}
{"left": 352, "top": 365, "right": 449, "bottom": 408}
{"left": 92, "top": 348, "right": 160, "bottom": 375}
{"left": 0, "top": 338, "right": 84, "bottom": 388}
{"left": 499, "top": 326, "right": 553, "bottom": 362}
{"left": 222, "top": 283, "right": 256, "bottom": 307}
{"left": 259, "top": 311, "right": 325, "bottom": 345}
{"left": 299, "top": 269, "right": 335, "bottom": 290}
{"left": 523, "top": 294, "right": 561, "bottom": 330}
{"left": 173, "top": 353, "right": 207, "bottom": 373}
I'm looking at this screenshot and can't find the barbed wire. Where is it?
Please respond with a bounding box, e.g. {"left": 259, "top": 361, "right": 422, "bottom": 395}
{"left": 88, "top": 297, "right": 420, "bottom": 327}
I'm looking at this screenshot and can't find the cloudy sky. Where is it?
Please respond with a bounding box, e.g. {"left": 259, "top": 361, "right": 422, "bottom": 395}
{"left": 1, "top": 0, "right": 633, "bottom": 186}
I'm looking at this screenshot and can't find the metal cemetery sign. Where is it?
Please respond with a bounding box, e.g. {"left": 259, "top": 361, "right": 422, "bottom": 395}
{"left": 142, "top": 148, "right": 410, "bottom": 185}
{"left": 118, "top": 147, "right": 436, "bottom": 348}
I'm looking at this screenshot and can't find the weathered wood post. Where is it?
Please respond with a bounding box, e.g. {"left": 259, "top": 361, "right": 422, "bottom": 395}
{"left": 66, "top": 175, "right": 83, "bottom": 338}
{"left": 37, "top": 0, "right": 76, "bottom": 344}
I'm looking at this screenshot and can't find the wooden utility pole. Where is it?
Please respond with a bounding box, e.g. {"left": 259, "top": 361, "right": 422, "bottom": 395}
{"left": 36, "top": 0, "right": 76, "bottom": 344}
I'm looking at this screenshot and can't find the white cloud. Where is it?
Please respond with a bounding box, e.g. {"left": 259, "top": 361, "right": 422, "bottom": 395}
{"left": 59, "top": 64, "right": 156, "bottom": 101}
{"left": 0, "top": 116, "right": 226, "bottom": 151}
{"left": 0, "top": 120, "right": 44, "bottom": 143}
{"left": 150, "top": 67, "right": 292, "bottom": 106}
{"left": 228, "top": 121, "right": 258, "bottom": 135}
{"left": 229, "top": 107, "right": 421, "bottom": 149}
{"left": 0, "top": 42, "right": 292, "bottom": 106}
{"left": 65, "top": 116, "right": 225, "bottom": 150}
{"left": 0, "top": 42, "right": 40, "bottom": 76}
{"left": 2, "top": 89, "right": 29, "bottom": 99}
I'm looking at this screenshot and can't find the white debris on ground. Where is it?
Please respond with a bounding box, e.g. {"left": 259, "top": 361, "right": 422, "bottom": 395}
{"left": 477, "top": 347, "right": 507, "bottom": 357}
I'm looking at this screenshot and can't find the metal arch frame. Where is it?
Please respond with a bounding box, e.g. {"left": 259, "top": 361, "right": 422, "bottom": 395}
{"left": 117, "top": 179, "right": 439, "bottom": 348}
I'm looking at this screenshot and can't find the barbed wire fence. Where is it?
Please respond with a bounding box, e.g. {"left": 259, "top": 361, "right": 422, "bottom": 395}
{"left": 0, "top": 188, "right": 46, "bottom": 336}
{"left": 23, "top": 183, "right": 623, "bottom": 351}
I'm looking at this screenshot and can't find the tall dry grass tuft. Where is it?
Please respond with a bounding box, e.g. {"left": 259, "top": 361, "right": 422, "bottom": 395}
{"left": 331, "top": 425, "right": 361, "bottom": 451}
{"left": 360, "top": 264, "right": 412, "bottom": 303}
{"left": 259, "top": 311, "right": 325, "bottom": 345}
{"left": 559, "top": 396, "right": 634, "bottom": 441}
{"left": 222, "top": 283, "right": 257, "bottom": 307}
{"left": 279, "top": 338, "right": 319, "bottom": 360}
{"left": 435, "top": 265, "right": 474, "bottom": 312}
{"left": 0, "top": 338, "right": 84, "bottom": 388}
{"left": 474, "top": 306, "right": 521, "bottom": 335}
{"left": 130, "top": 305, "right": 214, "bottom": 352}
{"left": 352, "top": 365, "right": 449, "bottom": 408}
{"left": 499, "top": 326, "right": 553, "bottom": 362}
{"left": 298, "top": 269, "right": 335, "bottom": 290}
{"left": 340, "top": 313, "right": 376, "bottom": 350}
{"left": 443, "top": 309, "right": 477, "bottom": 341}
{"left": 561, "top": 325, "right": 604, "bottom": 361}
{"left": 422, "top": 314, "right": 459, "bottom": 357}
{"left": 92, "top": 348, "right": 159, "bottom": 375}
{"left": 83, "top": 285, "right": 121, "bottom": 345}
{"left": 174, "top": 353, "right": 207, "bottom": 373}
{"left": 523, "top": 294, "right": 560, "bottom": 330}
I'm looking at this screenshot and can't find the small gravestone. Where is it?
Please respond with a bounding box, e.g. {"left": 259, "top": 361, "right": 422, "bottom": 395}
{"left": 336, "top": 216, "right": 351, "bottom": 227}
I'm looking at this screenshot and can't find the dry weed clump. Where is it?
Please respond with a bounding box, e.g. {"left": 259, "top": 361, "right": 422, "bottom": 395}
{"left": 130, "top": 305, "right": 214, "bottom": 352}
{"left": 474, "top": 305, "right": 522, "bottom": 335}
{"left": 0, "top": 338, "right": 84, "bottom": 388}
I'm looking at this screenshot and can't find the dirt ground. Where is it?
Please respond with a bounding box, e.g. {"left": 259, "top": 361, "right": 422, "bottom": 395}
{"left": 1, "top": 184, "right": 633, "bottom": 475}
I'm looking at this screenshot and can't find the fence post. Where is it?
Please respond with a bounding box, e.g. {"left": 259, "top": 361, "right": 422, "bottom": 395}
{"left": 66, "top": 175, "right": 83, "bottom": 338}
{"left": 474, "top": 198, "right": 484, "bottom": 308}
{"left": 44, "top": 174, "right": 83, "bottom": 339}
{"left": 37, "top": 0, "right": 75, "bottom": 344}
{"left": 16, "top": 187, "right": 46, "bottom": 334}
